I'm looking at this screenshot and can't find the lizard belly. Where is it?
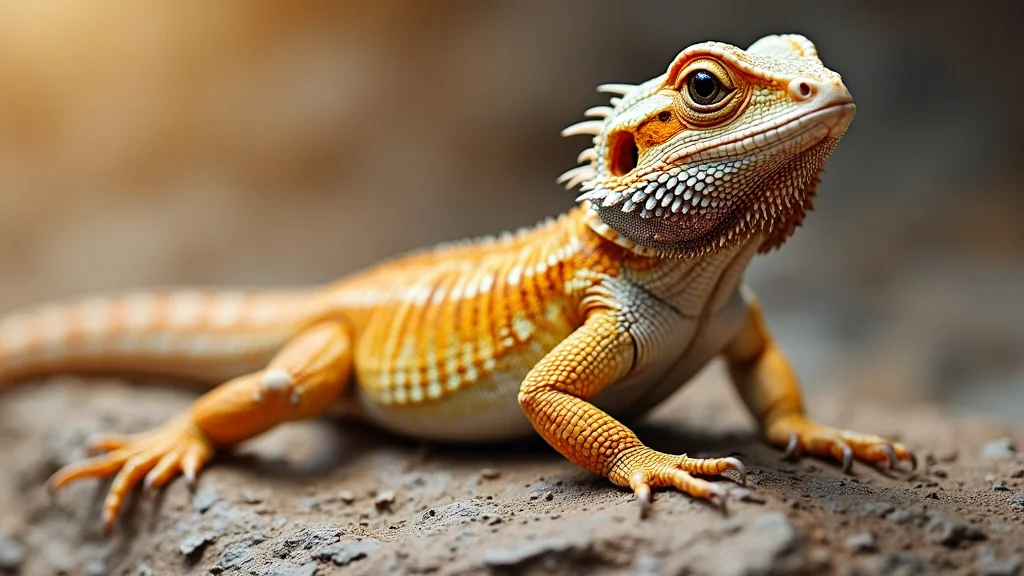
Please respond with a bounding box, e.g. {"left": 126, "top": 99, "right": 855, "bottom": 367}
{"left": 355, "top": 352, "right": 539, "bottom": 442}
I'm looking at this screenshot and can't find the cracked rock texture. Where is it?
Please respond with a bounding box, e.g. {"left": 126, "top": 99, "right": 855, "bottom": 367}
{"left": 1, "top": 370, "right": 1022, "bottom": 575}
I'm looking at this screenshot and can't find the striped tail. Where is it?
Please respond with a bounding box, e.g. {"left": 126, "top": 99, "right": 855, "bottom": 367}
{"left": 0, "top": 288, "right": 326, "bottom": 387}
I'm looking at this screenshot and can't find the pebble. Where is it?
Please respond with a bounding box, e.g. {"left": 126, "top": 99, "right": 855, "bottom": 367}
{"left": 853, "top": 552, "right": 927, "bottom": 576}
{"left": 885, "top": 506, "right": 928, "bottom": 526}
{"left": 845, "top": 532, "right": 877, "bottom": 553}
{"left": 0, "top": 536, "right": 23, "bottom": 571}
{"left": 192, "top": 489, "right": 219, "bottom": 513}
{"left": 313, "top": 538, "right": 383, "bottom": 566}
{"left": 209, "top": 533, "right": 266, "bottom": 574}
{"left": 241, "top": 491, "right": 263, "bottom": 504}
{"left": 992, "top": 481, "right": 1011, "bottom": 492}
{"left": 179, "top": 532, "right": 216, "bottom": 557}
{"left": 982, "top": 438, "right": 1017, "bottom": 461}
{"left": 337, "top": 490, "right": 356, "bottom": 504}
{"left": 924, "top": 517, "right": 985, "bottom": 547}
{"left": 858, "top": 501, "right": 895, "bottom": 517}
{"left": 296, "top": 497, "right": 320, "bottom": 513}
{"left": 273, "top": 525, "right": 342, "bottom": 558}
{"left": 480, "top": 468, "right": 501, "bottom": 479}
{"left": 374, "top": 491, "right": 396, "bottom": 510}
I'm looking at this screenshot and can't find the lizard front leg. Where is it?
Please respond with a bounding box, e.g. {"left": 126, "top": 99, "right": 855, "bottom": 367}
{"left": 518, "top": 312, "right": 745, "bottom": 513}
{"left": 47, "top": 321, "right": 353, "bottom": 531}
{"left": 723, "top": 292, "right": 916, "bottom": 471}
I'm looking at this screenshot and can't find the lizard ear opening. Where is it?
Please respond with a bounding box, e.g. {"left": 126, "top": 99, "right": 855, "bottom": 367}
{"left": 608, "top": 130, "right": 638, "bottom": 177}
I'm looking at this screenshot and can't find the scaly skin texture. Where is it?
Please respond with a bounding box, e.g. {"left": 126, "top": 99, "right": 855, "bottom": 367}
{"left": 0, "top": 34, "right": 915, "bottom": 531}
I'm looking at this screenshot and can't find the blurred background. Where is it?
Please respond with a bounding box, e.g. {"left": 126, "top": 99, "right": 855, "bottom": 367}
{"left": 0, "top": 1, "right": 1020, "bottom": 418}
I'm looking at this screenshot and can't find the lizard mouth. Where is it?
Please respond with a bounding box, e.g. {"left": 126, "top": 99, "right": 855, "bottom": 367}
{"left": 663, "top": 102, "right": 856, "bottom": 168}
{"left": 584, "top": 103, "right": 855, "bottom": 257}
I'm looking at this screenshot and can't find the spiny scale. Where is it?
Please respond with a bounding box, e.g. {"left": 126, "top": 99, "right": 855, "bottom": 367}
{"left": 596, "top": 83, "right": 636, "bottom": 95}
{"left": 560, "top": 120, "right": 604, "bottom": 138}
{"left": 574, "top": 160, "right": 741, "bottom": 219}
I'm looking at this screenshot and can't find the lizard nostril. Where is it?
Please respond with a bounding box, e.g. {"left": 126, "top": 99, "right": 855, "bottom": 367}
{"left": 789, "top": 78, "right": 817, "bottom": 101}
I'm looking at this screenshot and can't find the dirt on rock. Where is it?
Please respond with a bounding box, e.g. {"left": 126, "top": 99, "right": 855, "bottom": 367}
{"left": 1, "top": 367, "right": 1022, "bottom": 576}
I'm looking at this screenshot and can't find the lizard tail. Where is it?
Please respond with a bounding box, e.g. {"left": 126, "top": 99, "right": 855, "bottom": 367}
{"left": 0, "top": 288, "right": 327, "bottom": 388}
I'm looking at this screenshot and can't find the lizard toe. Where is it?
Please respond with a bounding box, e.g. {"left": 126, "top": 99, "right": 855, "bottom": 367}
{"left": 678, "top": 454, "right": 747, "bottom": 486}
{"left": 768, "top": 416, "right": 916, "bottom": 473}
{"left": 85, "top": 432, "right": 132, "bottom": 454}
{"left": 617, "top": 448, "right": 740, "bottom": 516}
{"left": 47, "top": 417, "right": 215, "bottom": 531}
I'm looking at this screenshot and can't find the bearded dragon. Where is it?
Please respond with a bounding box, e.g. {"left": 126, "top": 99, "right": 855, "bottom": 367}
{"left": 0, "top": 34, "right": 915, "bottom": 531}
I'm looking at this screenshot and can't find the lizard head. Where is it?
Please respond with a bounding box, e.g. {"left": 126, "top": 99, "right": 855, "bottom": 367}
{"left": 562, "top": 34, "right": 855, "bottom": 258}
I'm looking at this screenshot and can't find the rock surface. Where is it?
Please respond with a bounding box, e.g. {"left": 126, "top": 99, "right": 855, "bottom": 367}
{"left": 1, "top": 371, "right": 1022, "bottom": 575}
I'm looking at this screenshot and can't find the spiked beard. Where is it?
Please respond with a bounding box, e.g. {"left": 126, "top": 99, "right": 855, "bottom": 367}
{"left": 582, "top": 137, "right": 839, "bottom": 258}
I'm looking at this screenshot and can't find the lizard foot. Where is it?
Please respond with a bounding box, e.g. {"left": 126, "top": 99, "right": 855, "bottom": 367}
{"left": 612, "top": 448, "right": 746, "bottom": 516}
{"left": 768, "top": 415, "right": 916, "bottom": 473}
{"left": 47, "top": 417, "right": 214, "bottom": 532}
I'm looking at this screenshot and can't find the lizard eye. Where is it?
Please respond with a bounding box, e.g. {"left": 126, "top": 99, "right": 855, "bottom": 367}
{"left": 687, "top": 70, "right": 725, "bottom": 106}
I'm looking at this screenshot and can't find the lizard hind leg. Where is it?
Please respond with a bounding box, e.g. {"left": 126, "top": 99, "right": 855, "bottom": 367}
{"left": 46, "top": 321, "right": 354, "bottom": 533}
{"left": 723, "top": 294, "right": 916, "bottom": 473}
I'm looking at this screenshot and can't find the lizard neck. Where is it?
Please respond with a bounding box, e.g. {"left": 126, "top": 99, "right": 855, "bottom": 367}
{"left": 571, "top": 202, "right": 762, "bottom": 317}
{"left": 575, "top": 201, "right": 755, "bottom": 268}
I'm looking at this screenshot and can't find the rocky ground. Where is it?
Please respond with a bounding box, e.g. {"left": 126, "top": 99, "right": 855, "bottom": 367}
{"left": 0, "top": 367, "right": 1022, "bottom": 576}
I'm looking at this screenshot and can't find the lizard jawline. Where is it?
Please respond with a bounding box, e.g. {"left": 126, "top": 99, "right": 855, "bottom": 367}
{"left": 591, "top": 138, "right": 838, "bottom": 258}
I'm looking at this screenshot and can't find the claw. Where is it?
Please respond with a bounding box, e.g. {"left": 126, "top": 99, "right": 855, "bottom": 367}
{"left": 184, "top": 467, "right": 198, "bottom": 490}
{"left": 631, "top": 471, "right": 652, "bottom": 519}
{"left": 722, "top": 457, "right": 747, "bottom": 486}
{"left": 907, "top": 449, "right": 918, "bottom": 471}
{"left": 44, "top": 475, "right": 59, "bottom": 495}
{"left": 841, "top": 444, "right": 854, "bottom": 473}
{"left": 636, "top": 487, "right": 652, "bottom": 518}
{"left": 102, "top": 508, "right": 117, "bottom": 535}
{"left": 708, "top": 483, "right": 728, "bottom": 515}
{"left": 879, "top": 444, "right": 898, "bottom": 471}
{"left": 782, "top": 433, "right": 800, "bottom": 460}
